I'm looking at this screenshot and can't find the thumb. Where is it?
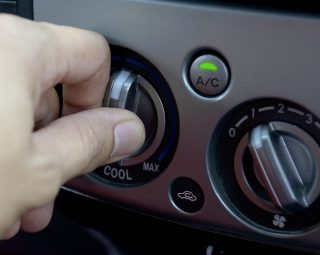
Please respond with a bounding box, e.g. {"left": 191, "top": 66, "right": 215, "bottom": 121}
{"left": 32, "top": 108, "right": 145, "bottom": 183}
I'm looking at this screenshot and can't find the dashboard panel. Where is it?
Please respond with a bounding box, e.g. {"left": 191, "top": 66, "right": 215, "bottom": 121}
{"left": 20, "top": 0, "right": 320, "bottom": 253}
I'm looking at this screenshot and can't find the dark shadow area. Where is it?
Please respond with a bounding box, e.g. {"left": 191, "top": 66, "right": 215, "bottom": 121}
{"left": 0, "top": 189, "right": 315, "bottom": 255}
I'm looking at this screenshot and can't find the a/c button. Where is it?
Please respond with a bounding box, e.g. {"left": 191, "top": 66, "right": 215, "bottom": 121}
{"left": 189, "top": 54, "right": 229, "bottom": 96}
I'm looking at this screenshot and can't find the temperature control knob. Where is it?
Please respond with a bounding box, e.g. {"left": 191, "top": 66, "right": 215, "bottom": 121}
{"left": 92, "top": 46, "right": 179, "bottom": 187}
{"left": 103, "top": 69, "right": 165, "bottom": 165}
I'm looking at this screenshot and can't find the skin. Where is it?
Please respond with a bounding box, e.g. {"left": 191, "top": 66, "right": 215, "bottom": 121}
{"left": 0, "top": 14, "right": 145, "bottom": 239}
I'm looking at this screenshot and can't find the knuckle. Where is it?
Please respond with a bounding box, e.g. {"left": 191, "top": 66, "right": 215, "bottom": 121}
{"left": 87, "top": 32, "right": 110, "bottom": 74}
{"left": 0, "top": 15, "right": 50, "bottom": 70}
{"left": 77, "top": 121, "right": 104, "bottom": 158}
{"left": 0, "top": 15, "right": 36, "bottom": 46}
{"left": 33, "top": 176, "right": 60, "bottom": 207}
{"left": 0, "top": 14, "right": 23, "bottom": 35}
{"left": 74, "top": 119, "right": 108, "bottom": 170}
{"left": 25, "top": 155, "right": 61, "bottom": 207}
{"left": 101, "top": 36, "right": 111, "bottom": 63}
{"left": 90, "top": 31, "right": 110, "bottom": 57}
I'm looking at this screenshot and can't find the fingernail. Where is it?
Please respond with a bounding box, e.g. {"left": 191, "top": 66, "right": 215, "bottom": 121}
{"left": 111, "top": 120, "right": 145, "bottom": 158}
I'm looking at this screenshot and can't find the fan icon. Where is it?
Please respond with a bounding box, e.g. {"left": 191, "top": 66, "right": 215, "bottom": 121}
{"left": 272, "top": 214, "right": 286, "bottom": 228}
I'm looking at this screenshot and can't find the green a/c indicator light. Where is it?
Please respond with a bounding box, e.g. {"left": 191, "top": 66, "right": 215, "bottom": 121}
{"left": 199, "top": 61, "right": 218, "bottom": 72}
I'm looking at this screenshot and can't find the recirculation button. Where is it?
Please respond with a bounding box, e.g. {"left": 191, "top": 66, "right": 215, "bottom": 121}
{"left": 170, "top": 177, "right": 204, "bottom": 213}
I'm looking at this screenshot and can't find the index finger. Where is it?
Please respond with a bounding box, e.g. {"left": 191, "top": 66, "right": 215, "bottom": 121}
{"left": 38, "top": 22, "right": 111, "bottom": 115}
{"left": 0, "top": 15, "right": 110, "bottom": 115}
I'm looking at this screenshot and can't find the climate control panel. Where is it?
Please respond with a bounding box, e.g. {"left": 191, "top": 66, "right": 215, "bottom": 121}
{"left": 35, "top": 0, "right": 320, "bottom": 253}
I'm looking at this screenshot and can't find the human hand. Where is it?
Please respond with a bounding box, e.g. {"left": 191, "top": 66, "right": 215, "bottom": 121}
{"left": 0, "top": 14, "right": 145, "bottom": 239}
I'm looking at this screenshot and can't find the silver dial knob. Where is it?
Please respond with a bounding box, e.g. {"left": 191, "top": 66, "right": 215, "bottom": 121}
{"left": 103, "top": 69, "right": 165, "bottom": 166}
{"left": 236, "top": 122, "right": 320, "bottom": 214}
